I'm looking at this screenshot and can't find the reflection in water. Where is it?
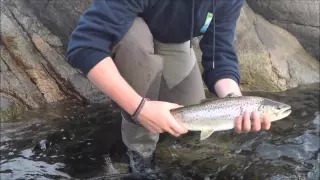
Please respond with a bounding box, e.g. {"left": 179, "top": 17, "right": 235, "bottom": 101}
{"left": 0, "top": 83, "right": 319, "bottom": 180}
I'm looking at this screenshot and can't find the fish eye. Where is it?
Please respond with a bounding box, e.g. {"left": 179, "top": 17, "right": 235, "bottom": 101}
{"left": 277, "top": 104, "right": 287, "bottom": 109}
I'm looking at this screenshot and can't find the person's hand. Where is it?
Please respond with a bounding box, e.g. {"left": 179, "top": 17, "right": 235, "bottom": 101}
{"left": 224, "top": 92, "right": 271, "bottom": 133}
{"left": 234, "top": 111, "right": 271, "bottom": 133}
{"left": 137, "top": 100, "right": 188, "bottom": 137}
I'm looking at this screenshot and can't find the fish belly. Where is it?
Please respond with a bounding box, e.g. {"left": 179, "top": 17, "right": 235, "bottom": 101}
{"left": 183, "top": 116, "right": 235, "bottom": 132}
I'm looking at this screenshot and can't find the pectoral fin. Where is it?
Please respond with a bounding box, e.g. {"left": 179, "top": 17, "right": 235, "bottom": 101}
{"left": 200, "top": 130, "right": 215, "bottom": 140}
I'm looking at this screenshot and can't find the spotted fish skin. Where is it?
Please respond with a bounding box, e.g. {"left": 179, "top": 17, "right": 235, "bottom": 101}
{"left": 170, "top": 96, "right": 291, "bottom": 140}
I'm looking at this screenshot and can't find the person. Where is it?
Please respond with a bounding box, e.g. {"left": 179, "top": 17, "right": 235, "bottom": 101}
{"left": 67, "top": 0, "right": 271, "bottom": 173}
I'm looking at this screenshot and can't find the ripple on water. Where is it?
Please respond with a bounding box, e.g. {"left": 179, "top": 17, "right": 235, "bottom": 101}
{"left": 0, "top": 157, "right": 70, "bottom": 180}
{"left": 20, "top": 149, "right": 35, "bottom": 159}
{"left": 312, "top": 111, "right": 320, "bottom": 126}
{"left": 306, "top": 112, "right": 320, "bottom": 180}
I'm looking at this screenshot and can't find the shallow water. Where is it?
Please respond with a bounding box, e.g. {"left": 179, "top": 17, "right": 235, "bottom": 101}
{"left": 0, "top": 83, "right": 319, "bottom": 180}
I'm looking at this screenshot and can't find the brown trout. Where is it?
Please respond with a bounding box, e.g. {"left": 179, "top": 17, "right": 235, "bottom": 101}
{"left": 170, "top": 95, "right": 292, "bottom": 140}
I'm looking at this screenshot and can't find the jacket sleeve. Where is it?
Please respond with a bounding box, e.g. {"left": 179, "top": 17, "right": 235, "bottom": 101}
{"left": 200, "top": 0, "right": 244, "bottom": 95}
{"left": 67, "top": 0, "right": 147, "bottom": 75}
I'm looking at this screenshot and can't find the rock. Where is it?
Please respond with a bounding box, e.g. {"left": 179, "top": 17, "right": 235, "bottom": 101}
{"left": 195, "top": 3, "right": 320, "bottom": 92}
{"left": 246, "top": 0, "right": 320, "bottom": 60}
{"left": 32, "top": 34, "right": 108, "bottom": 104}
{"left": 0, "top": 93, "right": 26, "bottom": 122}
{"left": 0, "top": 45, "right": 44, "bottom": 109}
{"left": 1, "top": 4, "right": 66, "bottom": 103}
{"left": 235, "top": 3, "right": 319, "bottom": 92}
{"left": 0, "top": 0, "right": 319, "bottom": 117}
{"left": 15, "top": 0, "right": 94, "bottom": 48}
{"left": 0, "top": 0, "right": 110, "bottom": 118}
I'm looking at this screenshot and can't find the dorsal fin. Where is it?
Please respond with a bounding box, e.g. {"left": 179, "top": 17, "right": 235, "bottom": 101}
{"left": 200, "top": 93, "right": 240, "bottom": 103}
{"left": 225, "top": 93, "right": 240, "bottom": 98}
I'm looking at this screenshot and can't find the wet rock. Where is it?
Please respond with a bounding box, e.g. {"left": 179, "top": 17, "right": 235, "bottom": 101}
{"left": 246, "top": 0, "right": 320, "bottom": 60}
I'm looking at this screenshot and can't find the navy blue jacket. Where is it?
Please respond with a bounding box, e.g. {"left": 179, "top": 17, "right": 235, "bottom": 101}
{"left": 67, "top": 0, "right": 244, "bottom": 94}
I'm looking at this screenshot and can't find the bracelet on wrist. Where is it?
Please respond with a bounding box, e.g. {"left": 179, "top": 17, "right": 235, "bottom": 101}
{"left": 131, "top": 97, "right": 149, "bottom": 122}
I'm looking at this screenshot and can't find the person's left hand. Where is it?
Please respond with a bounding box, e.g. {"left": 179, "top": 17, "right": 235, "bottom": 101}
{"left": 234, "top": 111, "right": 271, "bottom": 133}
{"left": 224, "top": 92, "right": 271, "bottom": 133}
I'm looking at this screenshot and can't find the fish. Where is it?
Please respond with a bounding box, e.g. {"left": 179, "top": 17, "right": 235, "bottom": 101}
{"left": 170, "top": 95, "right": 292, "bottom": 141}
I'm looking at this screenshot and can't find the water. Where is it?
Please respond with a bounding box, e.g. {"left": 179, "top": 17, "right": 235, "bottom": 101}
{"left": 1, "top": 83, "right": 319, "bottom": 180}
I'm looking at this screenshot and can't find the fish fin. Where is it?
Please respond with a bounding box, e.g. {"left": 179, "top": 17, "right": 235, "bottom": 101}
{"left": 200, "top": 93, "right": 239, "bottom": 103}
{"left": 225, "top": 93, "right": 240, "bottom": 98}
{"left": 200, "top": 130, "right": 215, "bottom": 140}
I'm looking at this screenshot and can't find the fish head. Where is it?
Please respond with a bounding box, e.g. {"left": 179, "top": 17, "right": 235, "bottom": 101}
{"left": 258, "top": 98, "right": 292, "bottom": 122}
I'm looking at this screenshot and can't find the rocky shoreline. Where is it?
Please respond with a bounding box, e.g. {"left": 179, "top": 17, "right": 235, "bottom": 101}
{"left": 1, "top": 0, "right": 319, "bottom": 122}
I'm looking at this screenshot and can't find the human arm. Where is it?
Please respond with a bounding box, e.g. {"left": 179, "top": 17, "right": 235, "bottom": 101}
{"left": 200, "top": 0, "right": 244, "bottom": 98}
{"left": 87, "top": 57, "right": 187, "bottom": 136}
{"left": 214, "top": 78, "right": 242, "bottom": 98}
{"left": 200, "top": 0, "right": 271, "bottom": 132}
{"left": 67, "top": 0, "right": 187, "bottom": 136}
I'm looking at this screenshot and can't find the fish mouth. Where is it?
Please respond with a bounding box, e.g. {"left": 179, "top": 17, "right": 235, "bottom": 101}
{"left": 276, "top": 106, "right": 292, "bottom": 120}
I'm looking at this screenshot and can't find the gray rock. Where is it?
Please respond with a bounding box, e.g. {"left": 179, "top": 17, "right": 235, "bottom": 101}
{"left": 0, "top": 93, "right": 26, "bottom": 122}
{"left": 1, "top": 4, "right": 66, "bottom": 103}
{"left": 0, "top": 45, "right": 44, "bottom": 109}
{"left": 234, "top": 3, "right": 319, "bottom": 91}
{"left": 0, "top": 0, "right": 110, "bottom": 117}
{"left": 246, "top": 0, "right": 320, "bottom": 60}
{"left": 195, "top": 3, "right": 319, "bottom": 92}
{"left": 19, "top": 0, "right": 93, "bottom": 48}
{"left": 0, "top": 0, "right": 319, "bottom": 120}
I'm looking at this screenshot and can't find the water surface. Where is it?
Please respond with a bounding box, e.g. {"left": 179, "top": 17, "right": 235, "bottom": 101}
{"left": 1, "top": 83, "right": 319, "bottom": 180}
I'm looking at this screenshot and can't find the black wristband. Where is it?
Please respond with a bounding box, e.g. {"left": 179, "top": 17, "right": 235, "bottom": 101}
{"left": 131, "top": 98, "right": 146, "bottom": 122}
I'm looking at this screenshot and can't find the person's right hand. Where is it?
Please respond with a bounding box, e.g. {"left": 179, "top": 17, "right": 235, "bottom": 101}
{"left": 137, "top": 100, "right": 188, "bottom": 137}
